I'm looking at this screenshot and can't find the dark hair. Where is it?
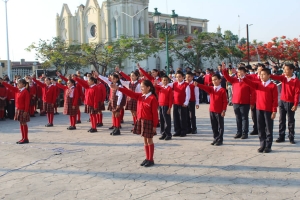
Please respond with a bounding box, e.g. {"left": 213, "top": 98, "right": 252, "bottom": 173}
{"left": 68, "top": 79, "right": 76, "bottom": 86}
{"left": 131, "top": 71, "right": 139, "bottom": 78}
{"left": 284, "top": 63, "right": 295, "bottom": 71}
{"left": 238, "top": 67, "right": 247, "bottom": 73}
{"left": 18, "top": 79, "right": 30, "bottom": 92}
{"left": 141, "top": 80, "right": 157, "bottom": 99}
{"left": 212, "top": 74, "right": 221, "bottom": 80}
{"left": 51, "top": 78, "right": 57, "bottom": 81}
{"left": 161, "top": 75, "right": 170, "bottom": 82}
{"left": 261, "top": 68, "right": 271, "bottom": 75}
{"left": 186, "top": 71, "right": 194, "bottom": 76}
{"left": 89, "top": 77, "right": 97, "bottom": 84}
{"left": 257, "top": 63, "right": 266, "bottom": 69}
{"left": 152, "top": 69, "right": 160, "bottom": 77}
{"left": 112, "top": 74, "right": 122, "bottom": 86}
{"left": 175, "top": 70, "right": 184, "bottom": 77}
{"left": 45, "top": 77, "right": 51, "bottom": 81}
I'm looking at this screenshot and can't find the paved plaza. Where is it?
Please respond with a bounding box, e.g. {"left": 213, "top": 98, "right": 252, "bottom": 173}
{"left": 0, "top": 104, "right": 299, "bottom": 200}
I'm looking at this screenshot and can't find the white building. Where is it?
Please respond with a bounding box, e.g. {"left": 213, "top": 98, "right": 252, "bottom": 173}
{"left": 56, "top": 0, "right": 209, "bottom": 74}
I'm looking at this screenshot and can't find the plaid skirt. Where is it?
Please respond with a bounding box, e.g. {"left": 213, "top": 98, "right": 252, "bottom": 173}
{"left": 30, "top": 98, "right": 36, "bottom": 106}
{"left": 63, "top": 97, "right": 78, "bottom": 116}
{"left": 86, "top": 105, "right": 98, "bottom": 114}
{"left": 133, "top": 119, "right": 157, "bottom": 138}
{"left": 0, "top": 99, "right": 6, "bottom": 108}
{"left": 125, "top": 98, "right": 137, "bottom": 111}
{"left": 98, "top": 102, "right": 105, "bottom": 111}
{"left": 44, "top": 102, "right": 54, "bottom": 113}
{"left": 107, "top": 102, "right": 123, "bottom": 112}
{"left": 37, "top": 99, "right": 43, "bottom": 109}
{"left": 14, "top": 109, "right": 30, "bottom": 123}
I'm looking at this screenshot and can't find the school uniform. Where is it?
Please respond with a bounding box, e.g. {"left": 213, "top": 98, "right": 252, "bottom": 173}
{"left": 156, "top": 85, "right": 173, "bottom": 138}
{"left": 95, "top": 82, "right": 106, "bottom": 126}
{"left": 75, "top": 77, "right": 99, "bottom": 132}
{"left": 0, "top": 86, "right": 7, "bottom": 120}
{"left": 186, "top": 81, "right": 199, "bottom": 134}
{"left": 170, "top": 80, "right": 190, "bottom": 137}
{"left": 6, "top": 87, "right": 15, "bottom": 119}
{"left": 196, "top": 84, "right": 228, "bottom": 144}
{"left": 223, "top": 69, "right": 256, "bottom": 138}
{"left": 29, "top": 84, "right": 37, "bottom": 116}
{"left": 204, "top": 73, "right": 213, "bottom": 103}
{"left": 52, "top": 84, "right": 61, "bottom": 114}
{"left": 243, "top": 77, "right": 278, "bottom": 151}
{"left": 2, "top": 82, "right": 30, "bottom": 144}
{"left": 270, "top": 74, "right": 300, "bottom": 142}
{"left": 33, "top": 78, "right": 57, "bottom": 126}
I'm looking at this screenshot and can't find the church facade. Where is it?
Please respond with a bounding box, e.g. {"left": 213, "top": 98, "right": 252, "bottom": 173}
{"left": 56, "top": 0, "right": 209, "bottom": 73}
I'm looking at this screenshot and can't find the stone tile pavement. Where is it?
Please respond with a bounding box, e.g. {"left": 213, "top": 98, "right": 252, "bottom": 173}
{"left": 0, "top": 104, "right": 299, "bottom": 199}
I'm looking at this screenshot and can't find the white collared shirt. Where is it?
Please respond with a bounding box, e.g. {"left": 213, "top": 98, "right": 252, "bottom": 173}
{"left": 90, "top": 84, "right": 96, "bottom": 88}
{"left": 142, "top": 92, "right": 152, "bottom": 99}
{"left": 262, "top": 79, "right": 271, "bottom": 87}
{"left": 69, "top": 86, "right": 75, "bottom": 98}
{"left": 213, "top": 85, "right": 222, "bottom": 92}
{"left": 19, "top": 87, "right": 26, "bottom": 92}
{"left": 286, "top": 74, "right": 296, "bottom": 82}
{"left": 189, "top": 81, "right": 199, "bottom": 106}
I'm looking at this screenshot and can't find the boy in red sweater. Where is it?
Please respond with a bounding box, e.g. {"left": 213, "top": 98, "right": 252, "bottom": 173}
{"left": 155, "top": 75, "right": 173, "bottom": 140}
{"left": 222, "top": 64, "right": 256, "bottom": 139}
{"left": 270, "top": 64, "right": 300, "bottom": 144}
{"left": 243, "top": 68, "right": 278, "bottom": 153}
{"left": 195, "top": 74, "right": 227, "bottom": 146}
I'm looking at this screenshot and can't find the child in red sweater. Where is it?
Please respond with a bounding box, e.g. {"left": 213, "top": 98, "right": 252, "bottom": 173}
{"left": 33, "top": 77, "right": 57, "bottom": 127}
{"left": 270, "top": 63, "right": 300, "bottom": 144}
{"left": 111, "top": 80, "right": 158, "bottom": 167}
{"left": 194, "top": 74, "right": 228, "bottom": 146}
{"left": 243, "top": 68, "right": 278, "bottom": 153}
{"left": 0, "top": 79, "right": 7, "bottom": 120}
{"left": 1, "top": 79, "right": 30, "bottom": 144}
{"left": 155, "top": 75, "right": 173, "bottom": 140}
{"left": 26, "top": 77, "right": 37, "bottom": 117}
{"left": 56, "top": 79, "right": 79, "bottom": 130}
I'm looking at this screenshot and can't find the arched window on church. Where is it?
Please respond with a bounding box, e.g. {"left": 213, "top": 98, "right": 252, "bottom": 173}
{"left": 138, "top": 18, "right": 142, "bottom": 36}
{"left": 113, "top": 18, "right": 117, "bottom": 38}
{"left": 156, "top": 57, "right": 161, "bottom": 70}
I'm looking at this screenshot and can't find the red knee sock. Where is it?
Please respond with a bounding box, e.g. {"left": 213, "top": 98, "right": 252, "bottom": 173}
{"left": 23, "top": 124, "right": 28, "bottom": 140}
{"left": 20, "top": 125, "right": 24, "bottom": 141}
{"left": 148, "top": 144, "right": 154, "bottom": 161}
{"left": 47, "top": 113, "right": 51, "bottom": 123}
{"left": 70, "top": 116, "right": 76, "bottom": 127}
{"left": 115, "top": 116, "right": 120, "bottom": 128}
{"left": 112, "top": 115, "right": 115, "bottom": 127}
{"left": 29, "top": 106, "right": 34, "bottom": 116}
{"left": 77, "top": 110, "right": 81, "bottom": 121}
{"left": 99, "top": 113, "right": 103, "bottom": 123}
{"left": 97, "top": 114, "right": 101, "bottom": 124}
{"left": 90, "top": 114, "right": 97, "bottom": 129}
{"left": 144, "top": 145, "right": 149, "bottom": 160}
{"left": 49, "top": 113, "right": 54, "bottom": 124}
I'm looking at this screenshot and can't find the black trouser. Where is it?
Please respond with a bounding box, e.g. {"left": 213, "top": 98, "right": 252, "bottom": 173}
{"left": 187, "top": 101, "right": 197, "bottom": 132}
{"left": 159, "top": 106, "right": 172, "bottom": 137}
{"left": 233, "top": 104, "right": 250, "bottom": 135}
{"left": 210, "top": 112, "right": 224, "bottom": 142}
{"left": 202, "top": 91, "right": 207, "bottom": 103}
{"left": 257, "top": 109, "right": 273, "bottom": 149}
{"left": 251, "top": 105, "right": 258, "bottom": 133}
{"left": 173, "top": 104, "right": 188, "bottom": 135}
{"left": 7, "top": 100, "right": 15, "bottom": 119}
{"left": 279, "top": 100, "right": 295, "bottom": 140}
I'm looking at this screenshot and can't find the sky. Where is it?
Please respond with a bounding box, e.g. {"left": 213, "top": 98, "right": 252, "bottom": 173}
{"left": 0, "top": 0, "right": 299, "bottom": 62}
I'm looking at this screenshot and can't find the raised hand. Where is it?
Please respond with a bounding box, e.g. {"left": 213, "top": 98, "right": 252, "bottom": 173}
{"left": 115, "top": 66, "right": 120, "bottom": 72}
{"left": 222, "top": 62, "right": 226, "bottom": 70}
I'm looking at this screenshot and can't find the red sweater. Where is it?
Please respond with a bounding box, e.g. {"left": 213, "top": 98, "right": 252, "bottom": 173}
{"left": 119, "top": 87, "right": 158, "bottom": 127}
{"left": 33, "top": 79, "right": 57, "bottom": 104}
{"left": 6, "top": 88, "right": 15, "bottom": 100}
{"left": 243, "top": 77, "right": 278, "bottom": 112}
{"left": 2, "top": 82, "right": 30, "bottom": 112}
{"left": 155, "top": 85, "right": 173, "bottom": 108}
{"left": 196, "top": 84, "right": 227, "bottom": 113}
{"left": 223, "top": 69, "right": 256, "bottom": 105}
{"left": 270, "top": 75, "right": 300, "bottom": 106}
{"left": 75, "top": 77, "right": 99, "bottom": 109}
{"left": 97, "top": 83, "right": 106, "bottom": 102}
{"left": 56, "top": 84, "right": 79, "bottom": 107}
{"left": 173, "top": 81, "right": 189, "bottom": 105}
{"left": 0, "top": 86, "right": 7, "bottom": 99}
{"left": 29, "top": 84, "right": 37, "bottom": 99}
{"left": 204, "top": 74, "right": 213, "bottom": 86}
{"left": 61, "top": 75, "right": 84, "bottom": 101}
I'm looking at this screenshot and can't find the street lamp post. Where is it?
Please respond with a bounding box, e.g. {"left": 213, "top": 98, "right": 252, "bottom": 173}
{"left": 153, "top": 8, "right": 178, "bottom": 75}
{"left": 3, "top": 0, "right": 11, "bottom": 80}
{"left": 246, "top": 24, "right": 253, "bottom": 65}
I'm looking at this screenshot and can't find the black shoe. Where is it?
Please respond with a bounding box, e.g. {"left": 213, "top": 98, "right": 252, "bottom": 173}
{"left": 241, "top": 134, "right": 248, "bottom": 139}
{"left": 275, "top": 138, "right": 285, "bottom": 143}
{"left": 45, "top": 123, "right": 53, "bottom": 127}
{"left": 250, "top": 131, "right": 258, "bottom": 135}
{"left": 121, "top": 120, "right": 124, "bottom": 123}
{"left": 290, "top": 139, "right": 296, "bottom": 144}
{"left": 263, "top": 147, "right": 272, "bottom": 153}
{"left": 257, "top": 147, "right": 265, "bottom": 153}
{"left": 110, "top": 128, "right": 116, "bottom": 135}
{"left": 55, "top": 112, "right": 59, "bottom": 115}
{"left": 214, "top": 141, "right": 223, "bottom": 146}
{"left": 140, "top": 159, "right": 148, "bottom": 166}
{"left": 30, "top": 115, "right": 36, "bottom": 117}
{"left": 164, "top": 136, "right": 172, "bottom": 141}
{"left": 88, "top": 128, "right": 93, "bottom": 132}
{"left": 192, "top": 130, "right": 197, "bottom": 134}
{"left": 159, "top": 135, "right": 166, "bottom": 140}
{"left": 18, "top": 139, "right": 29, "bottom": 144}
{"left": 211, "top": 141, "right": 216, "bottom": 145}
{"left": 67, "top": 126, "right": 72, "bottom": 130}
{"left": 68, "top": 126, "right": 76, "bottom": 130}
{"left": 112, "top": 128, "right": 121, "bottom": 135}
{"left": 76, "top": 120, "right": 81, "bottom": 124}
{"left": 144, "top": 160, "right": 155, "bottom": 167}
{"left": 234, "top": 134, "right": 242, "bottom": 139}
{"left": 180, "top": 134, "right": 186, "bottom": 137}
{"left": 90, "top": 128, "right": 98, "bottom": 133}
{"left": 173, "top": 133, "right": 181, "bottom": 137}
{"left": 109, "top": 126, "right": 115, "bottom": 130}
{"left": 97, "top": 123, "right": 103, "bottom": 127}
